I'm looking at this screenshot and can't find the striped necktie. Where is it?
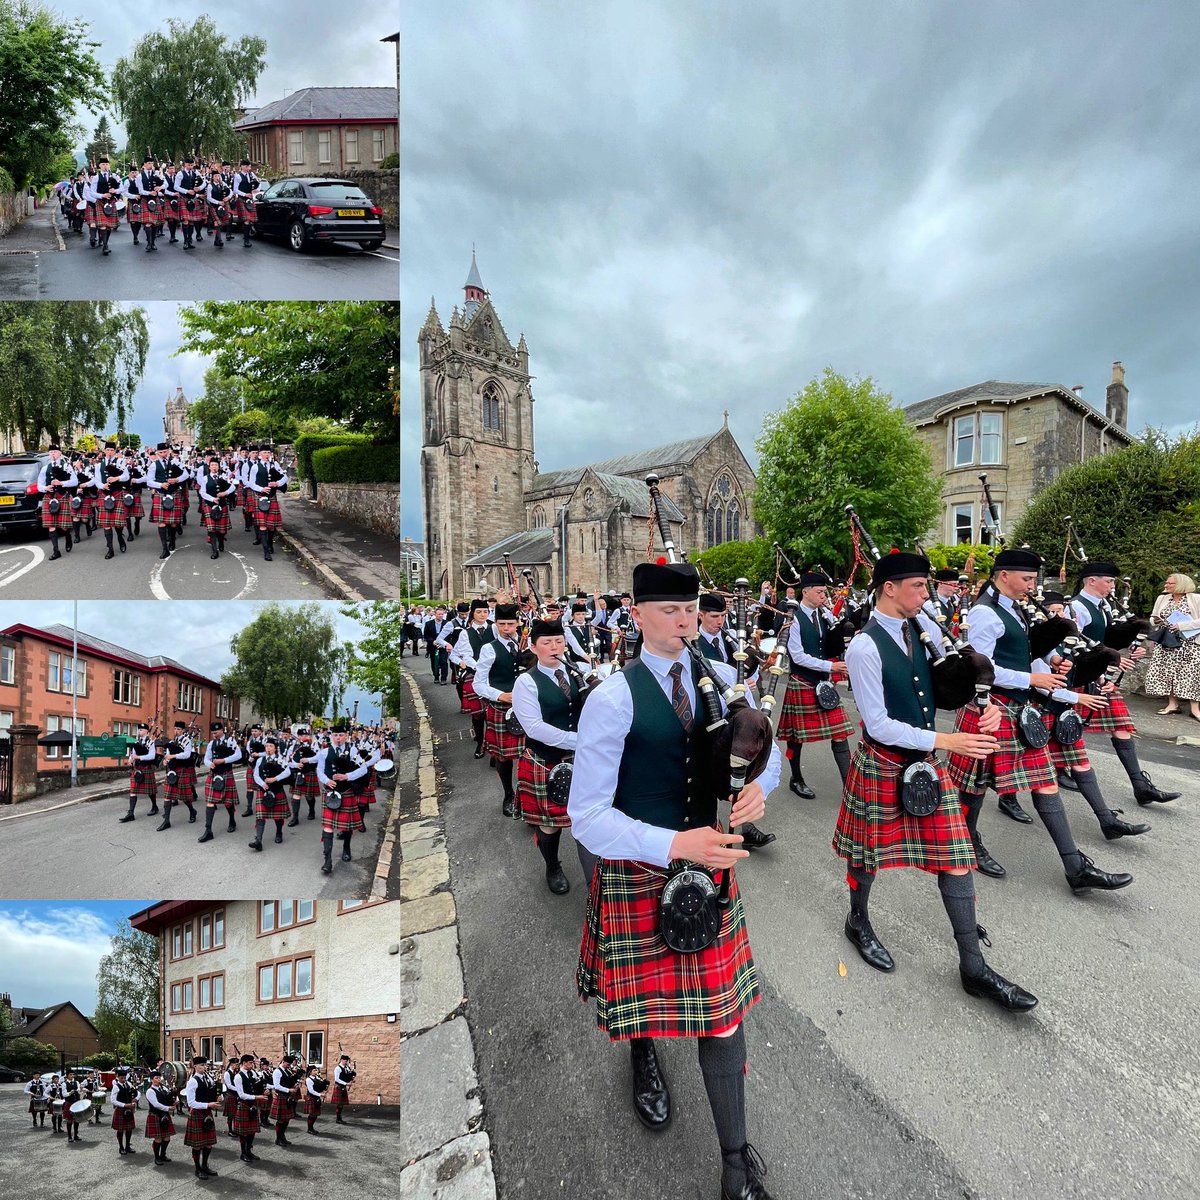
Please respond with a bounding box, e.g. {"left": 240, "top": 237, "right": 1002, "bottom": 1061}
{"left": 554, "top": 669, "right": 572, "bottom": 701}
{"left": 668, "top": 662, "right": 694, "bottom": 734}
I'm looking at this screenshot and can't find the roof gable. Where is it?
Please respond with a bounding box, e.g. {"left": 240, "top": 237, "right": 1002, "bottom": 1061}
{"left": 232, "top": 87, "right": 398, "bottom": 128}
{"left": 463, "top": 528, "right": 555, "bottom": 568}
{"left": 462, "top": 298, "right": 514, "bottom": 354}
{"left": 531, "top": 430, "right": 720, "bottom": 494}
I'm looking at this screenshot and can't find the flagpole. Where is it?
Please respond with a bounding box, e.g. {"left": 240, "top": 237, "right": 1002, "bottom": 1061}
{"left": 71, "top": 600, "right": 79, "bottom": 788}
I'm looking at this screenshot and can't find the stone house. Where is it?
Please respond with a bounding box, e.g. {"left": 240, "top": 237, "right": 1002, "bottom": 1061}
{"left": 0, "top": 996, "right": 102, "bottom": 1065}
{"left": 904, "top": 363, "right": 1135, "bottom": 545}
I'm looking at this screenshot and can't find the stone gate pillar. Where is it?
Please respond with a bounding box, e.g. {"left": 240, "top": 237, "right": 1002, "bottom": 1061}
{"left": 9, "top": 724, "right": 40, "bottom": 803}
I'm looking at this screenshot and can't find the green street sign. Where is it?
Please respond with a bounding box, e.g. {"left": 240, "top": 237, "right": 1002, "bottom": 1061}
{"left": 76, "top": 734, "right": 132, "bottom": 759}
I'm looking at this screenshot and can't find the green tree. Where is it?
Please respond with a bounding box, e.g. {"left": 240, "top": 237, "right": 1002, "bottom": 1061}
{"left": 94, "top": 918, "right": 161, "bottom": 1059}
{"left": 693, "top": 538, "right": 776, "bottom": 590}
{"left": 1012, "top": 430, "right": 1200, "bottom": 613}
{"left": 0, "top": 1, "right": 105, "bottom": 188}
{"left": 80, "top": 1051, "right": 117, "bottom": 1069}
{"left": 188, "top": 367, "right": 245, "bottom": 446}
{"left": 222, "top": 603, "right": 341, "bottom": 726}
{"left": 0, "top": 302, "right": 148, "bottom": 448}
{"left": 83, "top": 114, "right": 118, "bottom": 166}
{"left": 2, "top": 1036, "right": 58, "bottom": 1071}
{"left": 224, "top": 408, "right": 276, "bottom": 445}
{"left": 753, "top": 369, "right": 942, "bottom": 580}
{"left": 112, "top": 16, "right": 266, "bottom": 162}
{"left": 176, "top": 301, "right": 400, "bottom": 436}
{"left": 342, "top": 601, "right": 403, "bottom": 717}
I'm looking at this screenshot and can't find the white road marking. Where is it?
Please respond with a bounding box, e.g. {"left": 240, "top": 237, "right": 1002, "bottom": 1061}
{"left": 149, "top": 545, "right": 259, "bottom": 599}
{"left": 0, "top": 543, "right": 46, "bottom": 588}
{"left": 229, "top": 551, "right": 259, "bottom": 599}
{"left": 149, "top": 553, "right": 171, "bottom": 600}
{"left": 366, "top": 252, "right": 399, "bottom": 263}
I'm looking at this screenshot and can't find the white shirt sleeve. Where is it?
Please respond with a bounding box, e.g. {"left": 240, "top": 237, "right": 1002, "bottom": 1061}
{"left": 787, "top": 608, "right": 834, "bottom": 674}
{"left": 147, "top": 1088, "right": 172, "bottom": 1113}
{"left": 1031, "top": 655, "right": 1078, "bottom": 704}
{"left": 511, "top": 670, "right": 577, "bottom": 751}
{"left": 844, "top": 625, "right": 937, "bottom": 752}
{"left": 963, "top": 604, "right": 1032, "bottom": 691}
{"left": 234, "top": 1073, "right": 256, "bottom": 1102}
{"left": 472, "top": 642, "right": 503, "bottom": 702}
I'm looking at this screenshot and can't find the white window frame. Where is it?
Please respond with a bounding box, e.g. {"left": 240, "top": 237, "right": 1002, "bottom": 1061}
{"left": 953, "top": 415, "right": 975, "bottom": 468}
{"left": 45, "top": 714, "right": 85, "bottom": 759}
{"left": 951, "top": 503, "right": 974, "bottom": 545}
{"left": 318, "top": 129, "right": 332, "bottom": 164}
{"left": 288, "top": 131, "right": 305, "bottom": 165}
{"left": 306, "top": 1031, "right": 324, "bottom": 1067}
{"left": 979, "top": 412, "right": 1003, "bottom": 465}
{"left": 0, "top": 645, "right": 13, "bottom": 684}
{"left": 372, "top": 129, "right": 384, "bottom": 162}
{"left": 345, "top": 129, "right": 359, "bottom": 163}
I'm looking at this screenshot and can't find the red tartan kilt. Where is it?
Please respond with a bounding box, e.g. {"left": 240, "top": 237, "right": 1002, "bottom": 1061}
{"left": 269, "top": 1092, "right": 295, "bottom": 1122}
{"left": 201, "top": 501, "right": 231, "bottom": 533}
{"left": 460, "top": 673, "right": 484, "bottom": 715}
{"left": 1082, "top": 689, "right": 1137, "bottom": 734}
{"left": 322, "top": 791, "right": 360, "bottom": 832}
{"left": 73, "top": 494, "right": 92, "bottom": 520}
{"left": 127, "top": 491, "right": 145, "bottom": 517}
{"left": 209, "top": 203, "right": 231, "bottom": 228}
{"left": 947, "top": 700, "right": 1056, "bottom": 796}
{"left": 92, "top": 203, "right": 120, "bottom": 230}
{"left": 303, "top": 1092, "right": 321, "bottom": 1117}
{"left": 127, "top": 199, "right": 144, "bottom": 222}
{"left": 775, "top": 678, "right": 854, "bottom": 743}
{"left": 145, "top": 1110, "right": 175, "bottom": 1140}
{"left": 252, "top": 494, "right": 283, "bottom": 530}
{"left": 40, "top": 497, "right": 74, "bottom": 529}
{"left": 833, "top": 741, "right": 977, "bottom": 874}
{"left": 517, "top": 749, "right": 570, "bottom": 828}
{"left": 1044, "top": 710, "right": 1091, "bottom": 770}
{"left": 165, "top": 765, "right": 197, "bottom": 803}
{"left": 484, "top": 702, "right": 524, "bottom": 761}
{"left": 223, "top": 1092, "right": 239, "bottom": 1117}
{"left": 291, "top": 770, "right": 322, "bottom": 799}
{"left": 255, "top": 789, "right": 290, "bottom": 819}
{"left": 95, "top": 498, "right": 126, "bottom": 528}
{"left": 149, "top": 492, "right": 182, "bottom": 526}
{"left": 245, "top": 765, "right": 261, "bottom": 797}
{"left": 84, "top": 202, "right": 97, "bottom": 224}
{"left": 576, "top": 851, "right": 760, "bottom": 1040}
{"left": 111, "top": 1106, "right": 136, "bottom": 1131}
{"left": 204, "top": 771, "right": 240, "bottom": 806}
{"left": 231, "top": 1099, "right": 260, "bottom": 1136}
{"left": 235, "top": 198, "right": 257, "bottom": 222}
{"left": 184, "top": 1109, "right": 217, "bottom": 1147}
{"left": 140, "top": 201, "right": 164, "bottom": 226}
{"left": 332, "top": 1084, "right": 349, "bottom": 1105}
{"left": 180, "top": 198, "right": 206, "bottom": 224}
{"left": 129, "top": 766, "right": 157, "bottom": 795}
{"left": 242, "top": 488, "right": 257, "bottom": 513}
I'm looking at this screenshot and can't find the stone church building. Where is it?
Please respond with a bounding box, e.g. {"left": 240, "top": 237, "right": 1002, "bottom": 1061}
{"left": 420, "top": 255, "right": 759, "bottom": 600}
{"left": 163, "top": 386, "right": 195, "bottom": 447}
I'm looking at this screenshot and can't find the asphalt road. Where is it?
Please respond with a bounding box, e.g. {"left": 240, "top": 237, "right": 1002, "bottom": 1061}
{"left": 0, "top": 518, "right": 332, "bottom": 600}
{"left": 0, "top": 1084, "right": 398, "bottom": 1200}
{"left": 416, "top": 666, "right": 1199, "bottom": 1200}
{"left": 0, "top": 773, "right": 394, "bottom": 900}
{"left": 38, "top": 212, "right": 398, "bottom": 300}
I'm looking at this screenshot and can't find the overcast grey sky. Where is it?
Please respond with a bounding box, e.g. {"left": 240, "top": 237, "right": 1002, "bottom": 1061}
{"left": 120, "top": 302, "right": 208, "bottom": 446}
{"left": 0, "top": 600, "right": 385, "bottom": 723}
{"left": 66, "top": 2, "right": 396, "bottom": 146}
{"left": 399, "top": 0, "right": 1200, "bottom": 541}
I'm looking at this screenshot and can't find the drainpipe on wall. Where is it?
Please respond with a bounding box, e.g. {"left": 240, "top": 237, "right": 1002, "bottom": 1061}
{"left": 559, "top": 504, "right": 568, "bottom": 596}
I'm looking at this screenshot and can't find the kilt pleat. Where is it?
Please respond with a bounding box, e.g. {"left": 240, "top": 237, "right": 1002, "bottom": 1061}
{"left": 832, "top": 741, "right": 977, "bottom": 874}
{"left": 149, "top": 492, "right": 183, "bottom": 526}
{"left": 204, "top": 772, "right": 240, "bottom": 806}
{"left": 252, "top": 493, "right": 283, "bottom": 530}
{"left": 209, "top": 203, "right": 231, "bottom": 228}
{"left": 145, "top": 1111, "right": 175, "bottom": 1140}
{"left": 332, "top": 1084, "right": 349, "bottom": 1105}
{"left": 128, "top": 492, "right": 145, "bottom": 517}
{"left": 269, "top": 1092, "right": 295, "bottom": 1122}
{"left": 459, "top": 673, "right": 484, "bottom": 715}
{"left": 303, "top": 1092, "right": 322, "bottom": 1117}
{"left": 484, "top": 701, "right": 524, "bottom": 761}
{"left": 184, "top": 1108, "right": 217, "bottom": 1147}
{"left": 111, "top": 1106, "right": 136, "bottom": 1131}
{"left": 179, "top": 198, "right": 206, "bottom": 225}
{"left": 223, "top": 1092, "right": 239, "bottom": 1117}
{"left": 517, "top": 748, "right": 570, "bottom": 827}
{"left": 255, "top": 789, "right": 290, "bottom": 819}
{"left": 1043, "top": 710, "right": 1091, "bottom": 770}
{"left": 322, "top": 791, "right": 360, "bottom": 832}
{"left": 129, "top": 766, "right": 157, "bottom": 795}
{"left": 1081, "top": 689, "right": 1138, "bottom": 735}
{"left": 947, "top": 700, "right": 1056, "bottom": 796}
{"left": 231, "top": 1099, "right": 260, "bottom": 1136}
{"left": 95, "top": 498, "right": 126, "bottom": 529}
{"left": 576, "top": 851, "right": 760, "bottom": 1041}
{"left": 165, "top": 765, "right": 197, "bottom": 804}
{"left": 93, "top": 204, "right": 120, "bottom": 230}
{"left": 40, "top": 498, "right": 74, "bottom": 530}
{"left": 291, "top": 770, "right": 321, "bottom": 799}
{"left": 201, "top": 502, "right": 231, "bottom": 533}
{"left": 775, "top": 677, "right": 854, "bottom": 743}
{"left": 235, "top": 198, "right": 257, "bottom": 222}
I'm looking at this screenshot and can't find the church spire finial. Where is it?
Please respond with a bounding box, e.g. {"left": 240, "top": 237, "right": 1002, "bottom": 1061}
{"left": 464, "top": 248, "right": 486, "bottom": 319}
{"left": 722, "top": 408, "right": 729, "bottom": 429}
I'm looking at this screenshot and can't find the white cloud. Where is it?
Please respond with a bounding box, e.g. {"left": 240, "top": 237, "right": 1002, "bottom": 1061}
{"left": 0, "top": 909, "right": 114, "bottom": 1016}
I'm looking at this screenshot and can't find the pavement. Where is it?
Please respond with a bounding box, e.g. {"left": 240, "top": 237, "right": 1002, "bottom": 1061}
{"left": 280, "top": 494, "right": 402, "bottom": 601}
{"left": 403, "top": 660, "right": 1199, "bottom": 1200}
{"left": 0, "top": 204, "right": 398, "bottom": 301}
{"left": 0, "top": 764, "right": 399, "bottom": 900}
{"left": 0, "top": 1082, "right": 398, "bottom": 1200}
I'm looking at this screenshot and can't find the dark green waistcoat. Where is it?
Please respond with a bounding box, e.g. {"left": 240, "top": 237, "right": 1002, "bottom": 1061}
{"left": 864, "top": 620, "right": 936, "bottom": 736}
{"left": 790, "top": 607, "right": 829, "bottom": 683}
{"left": 973, "top": 594, "right": 1031, "bottom": 699}
{"left": 526, "top": 667, "right": 581, "bottom": 763}
{"left": 488, "top": 640, "right": 518, "bottom": 693}
{"left": 1072, "top": 594, "right": 1107, "bottom": 642}
{"left": 467, "top": 623, "right": 494, "bottom": 658}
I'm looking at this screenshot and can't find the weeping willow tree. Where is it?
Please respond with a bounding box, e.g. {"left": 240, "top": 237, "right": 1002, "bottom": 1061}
{"left": 0, "top": 302, "right": 149, "bottom": 447}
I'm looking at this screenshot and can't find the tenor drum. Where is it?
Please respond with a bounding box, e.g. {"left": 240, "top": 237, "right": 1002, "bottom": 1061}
{"left": 373, "top": 757, "right": 395, "bottom": 777}
{"left": 30, "top": 1097, "right": 48, "bottom": 1112}
{"left": 70, "top": 1099, "right": 92, "bottom": 1117}
{"left": 52, "top": 1098, "right": 65, "bottom": 1112}
{"left": 75, "top": 199, "right": 87, "bottom": 211}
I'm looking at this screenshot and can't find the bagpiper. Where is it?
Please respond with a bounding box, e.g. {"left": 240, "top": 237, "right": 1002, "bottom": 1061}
{"left": 317, "top": 724, "right": 368, "bottom": 874}
{"left": 156, "top": 720, "right": 198, "bottom": 830}
{"left": 183, "top": 1056, "right": 220, "bottom": 1179}
{"left": 84, "top": 155, "right": 122, "bottom": 255}
{"left": 231, "top": 158, "right": 260, "bottom": 247}
{"left": 110, "top": 1066, "right": 138, "bottom": 1156}
{"left": 448, "top": 600, "right": 494, "bottom": 756}
{"left": 199, "top": 721, "right": 243, "bottom": 843}
{"left": 36, "top": 445, "right": 77, "bottom": 561}
{"left": 173, "top": 155, "right": 207, "bottom": 249}
{"left": 286, "top": 725, "right": 324, "bottom": 825}
{"left": 120, "top": 720, "right": 159, "bottom": 822}
{"left": 472, "top": 602, "right": 526, "bottom": 818}
{"left": 245, "top": 444, "right": 288, "bottom": 561}
{"left": 144, "top": 1068, "right": 176, "bottom": 1164}
{"left": 92, "top": 440, "right": 130, "bottom": 559}
{"left": 249, "top": 733, "right": 293, "bottom": 851}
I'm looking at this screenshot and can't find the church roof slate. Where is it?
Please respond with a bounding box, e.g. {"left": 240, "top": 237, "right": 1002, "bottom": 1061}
{"left": 530, "top": 432, "right": 718, "bottom": 493}
{"left": 588, "top": 472, "right": 685, "bottom": 521}
{"left": 464, "top": 529, "right": 555, "bottom": 568}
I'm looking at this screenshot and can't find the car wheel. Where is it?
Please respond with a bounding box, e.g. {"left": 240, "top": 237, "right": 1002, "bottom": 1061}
{"left": 289, "top": 220, "right": 308, "bottom": 253}
{"left": 362, "top": 240, "right": 384, "bottom": 252}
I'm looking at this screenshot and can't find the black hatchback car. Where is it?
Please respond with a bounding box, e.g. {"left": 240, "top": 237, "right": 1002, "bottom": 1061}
{"left": 0, "top": 454, "right": 48, "bottom": 533}
{"left": 252, "top": 178, "right": 387, "bottom": 252}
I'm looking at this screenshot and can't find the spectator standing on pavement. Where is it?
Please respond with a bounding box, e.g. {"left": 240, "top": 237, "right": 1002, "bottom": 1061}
{"left": 1145, "top": 573, "right": 1200, "bottom": 720}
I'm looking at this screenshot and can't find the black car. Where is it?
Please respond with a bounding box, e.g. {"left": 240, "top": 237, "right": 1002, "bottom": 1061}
{"left": 252, "top": 178, "right": 386, "bottom": 253}
{"left": 0, "top": 454, "right": 48, "bottom": 533}
{"left": 0, "top": 1064, "right": 26, "bottom": 1083}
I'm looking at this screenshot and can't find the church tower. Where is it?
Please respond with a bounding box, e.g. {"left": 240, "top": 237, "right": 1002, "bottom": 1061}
{"left": 164, "top": 386, "right": 194, "bottom": 446}
{"left": 420, "top": 253, "right": 535, "bottom": 598}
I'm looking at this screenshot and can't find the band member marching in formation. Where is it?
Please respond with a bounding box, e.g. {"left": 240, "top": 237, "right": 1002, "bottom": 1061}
{"left": 144, "top": 1068, "right": 176, "bottom": 1164}
{"left": 317, "top": 724, "right": 368, "bottom": 874}
{"left": 46, "top": 1075, "right": 64, "bottom": 1135}
{"left": 287, "top": 725, "right": 324, "bottom": 826}
{"left": 569, "top": 559, "right": 782, "bottom": 1200}
{"left": 242, "top": 723, "right": 266, "bottom": 818}
{"left": 120, "top": 720, "right": 159, "bottom": 822}
{"left": 62, "top": 1070, "right": 84, "bottom": 1142}
{"left": 37, "top": 445, "right": 78, "bottom": 560}
{"left": 268, "top": 1054, "right": 299, "bottom": 1147}
{"left": 947, "top": 547, "right": 1133, "bottom": 892}
{"left": 303, "top": 1064, "right": 327, "bottom": 1133}
{"left": 250, "top": 734, "right": 293, "bottom": 851}
{"left": 206, "top": 167, "right": 234, "bottom": 249}
{"left": 232, "top": 159, "right": 260, "bottom": 247}
{"left": 833, "top": 550, "right": 1037, "bottom": 1009}
{"left": 25, "top": 1074, "right": 47, "bottom": 1126}
{"left": 199, "top": 721, "right": 243, "bottom": 843}
{"left": 222, "top": 1057, "right": 240, "bottom": 1139}
{"left": 93, "top": 440, "right": 130, "bottom": 559}
{"left": 473, "top": 603, "right": 526, "bottom": 817}
{"left": 245, "top": 445, "right": 288, "bottom": 561}
{"left": 156, "top": 720, "right": 198, "bottom": 831}
{"left": 110, "top": 1066, "right": 138, "bottom": 1156}
{"left": 147, "top": 442, "right": 185, "bottom": 559}
{"left": 332, "top": 1055, "right": 355, "bottom": 1124}
{"left": 449, "top": 600, "right": 494, "bottom": 757}
{"left": 183, "top": 1056, "right": 220, "bottom": 1178}
{"left": 133, "top": 154, "right": 166, "bottom": 252}
{"left": 776, "top": 572, "right": 854, "bottom": 800}
{"left": 84, "top": 155, "right": 123, "bottom": 255}
{"left": 173, "top": 155, "right": 207, "bottom": 250}
{"left": 199, "top": 454, "right": 236, "bottom": 559}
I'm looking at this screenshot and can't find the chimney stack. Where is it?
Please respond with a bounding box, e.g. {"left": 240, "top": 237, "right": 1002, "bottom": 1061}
{"left": 1105, "top": 361, "right": 1127, "bottom": 429}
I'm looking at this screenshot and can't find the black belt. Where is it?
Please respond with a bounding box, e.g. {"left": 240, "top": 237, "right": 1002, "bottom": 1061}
{"left": 863, "top": 734, "right": 932, "bottom": 766}
{"left": 992, "top": 688, "right": 1031, "bottom": 706}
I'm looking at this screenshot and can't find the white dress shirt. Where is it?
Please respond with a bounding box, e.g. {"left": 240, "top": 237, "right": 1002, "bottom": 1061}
{"left": 511, "top": 662, "right": 579, "bottom": 752}
{"left": 450, "top": 622, "right": 490, "bottom": 669}
{"left": 567, "top": 647, "right": 782, "bottom": 867}
{"left": 786, "top": 603, "right": 835, "bottom": 674}
{"left": 962, "top": 595, "right": 1033, "bottom": 692}
{"left": 1068, "top": 589, "right": 1109, "bottom": 634}
{"left": 473, "top": 637, "right": 521, "bottom": 702}
{"left": 146, "top": 1085, "right": 173, "bottom": 1113}
{"left": 183, "top": 1075, "right": 210, "bottom": 1109}
{"left": 204, "top": 740, "right": 242, "bottom": 769}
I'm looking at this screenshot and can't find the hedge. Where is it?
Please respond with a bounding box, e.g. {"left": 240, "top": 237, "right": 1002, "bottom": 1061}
{"left": 0, "top": 166, "right": 14, "bottom": 194}
{"left": 311, "top": 442, "right": 400, "bottom": 485}
{"left": 293, "top": 433, "right": 369, "bottom": 480}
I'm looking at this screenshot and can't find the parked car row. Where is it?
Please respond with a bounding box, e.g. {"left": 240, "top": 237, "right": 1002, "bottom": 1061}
{"left": 233, "top": 177, "right": 387, "bottom": 253}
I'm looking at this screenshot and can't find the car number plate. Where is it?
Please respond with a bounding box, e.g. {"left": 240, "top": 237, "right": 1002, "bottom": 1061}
{"left": 337, "top": 209, "right": 366, "bottom": 217}
{"left": 0, "top": 496, "right": 15, "bottom": 506}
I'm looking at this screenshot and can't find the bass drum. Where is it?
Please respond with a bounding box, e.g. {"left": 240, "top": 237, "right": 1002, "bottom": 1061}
{"left": 70, "top": 1099, "right": 93, "bottom": 1117}
{"left": 372, "top": 757, "right": 395, "bottom": 778}
{"left": 163, "top": 1062, "right": 192, "bottom": 1094}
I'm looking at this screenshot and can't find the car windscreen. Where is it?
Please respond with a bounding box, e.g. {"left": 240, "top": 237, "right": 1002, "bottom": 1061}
{"left": 306, "top": 183, "right": 371, "bottom": 203}
{"left": 0, "top": 461, "right": 39, "bottom": 485}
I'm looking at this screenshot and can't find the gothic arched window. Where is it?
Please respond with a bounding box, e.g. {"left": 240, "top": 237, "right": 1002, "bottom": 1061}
{"left": 707, "top": 499, "right": 723, "bottom": 548}
{"left": 481, "top": 381, "right": 502, "bottom": 432}
{"left": 532, "top": 506, "right": 546, "bottom": 529}
{"left": 727, "top": 499, "right": 740, "bottom": 542}
{"left": 707, "top": 473, "right": 739, "bottom": 547}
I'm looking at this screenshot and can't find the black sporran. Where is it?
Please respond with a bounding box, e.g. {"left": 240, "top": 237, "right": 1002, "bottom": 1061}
{"left": 814, "top": 680, "right": 840, "bottom": 711}
{"left": 1016, "top": 702, "right": 1050, "bottom": 749}
{"left": 504, "top": 708, "right": 525, "bottom": 737}
{"left": 660, "top": 862, "right": 722, "bottom": 953}
{"left": 1053, "top": 708, "right": 1084, "bottom": 746}
{"left": 546, "top": 758, "right": 573, "bottom": 808}
{"left": 899, "top": 759, "right": 941, "bottom": 817}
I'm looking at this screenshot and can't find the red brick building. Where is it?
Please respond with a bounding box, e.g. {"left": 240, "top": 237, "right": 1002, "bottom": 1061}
{"left": 0, "top": 994, "right": 102, "bottom": 1066}
{"left": 0, "top": 624, "right": 239, "bottom": 770}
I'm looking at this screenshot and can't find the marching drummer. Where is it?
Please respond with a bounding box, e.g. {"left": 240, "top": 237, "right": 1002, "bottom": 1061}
{"left": 62, "top": 1070, "right": 85, "bottom": 1142}
{"left": 25, "top": 1072, "right": 47, "bottom": 1127}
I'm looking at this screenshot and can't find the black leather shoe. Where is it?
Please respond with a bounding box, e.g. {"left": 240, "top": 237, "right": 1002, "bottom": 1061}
{"left": 501, "top": 795, "right": 515, "bottom": 818}
{"left": 1102, "top": 810, "right": 1150, "bottom": 839}
{"left": 630, "top": 1039, "right": 670, "bottom": 1130}
{"left": 473, "top": 747, "right": 486, "bottom": 759}
{"left": 248, "top": 840, "right": 262, "bottom": 852}
{"left": 997, "top": 794, "right": 1033, "bottom": 823}
{"left": 788, "top": 779, "right": 815, "bottom": 799}
{"left": 49, "top": 549, "right": 62, "bottom": 561}
{"left": 197, "top": 830, "right": 213, "bottom": 843}
{"left": 961, "top": 965, "right": 1038, "bottom": 1011}
{"left": 844, "top": 913, "right": 895, "bottom": 972}
{"left": 1133, "top": 771, "right": 1181, "bottom": 806}
{"left": 545, "top": 862, "right": 570, "bottom": 895}
{"left": 1066, "top": 853, "right": 1133, "bottom": 892}
{"left": 1056, "top": 770, "right": 1080, "bottom": 792}
{"left": 721, "top": 1142, "right": 774, "bottom": 1200}
{"left": 740, "top": 822, "right": 776, "bottom": 850}
{"left": 973, "top": 842, "right": 1007, "bottom": 878}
